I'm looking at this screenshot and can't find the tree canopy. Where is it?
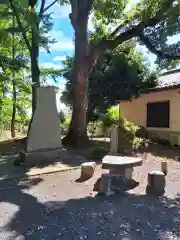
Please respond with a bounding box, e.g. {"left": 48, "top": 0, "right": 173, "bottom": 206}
{"left": 61, "top": 40, "right": 157, "bottom": 123}
{"left": 59, "top": 0, "right": 180, "bottom": 146}
{"left": 0, "top": 0, "right": 63, "bottom": 137}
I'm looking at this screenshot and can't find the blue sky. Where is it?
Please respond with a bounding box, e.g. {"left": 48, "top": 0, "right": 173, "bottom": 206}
{"left": 39, "top": 2, "right": 95, "bottom": 111}
{"left": 39, "top": 1, "right": 180, "bottom": 112}
{"left": 39, "top": 3, "right": 74, "bottom": 111}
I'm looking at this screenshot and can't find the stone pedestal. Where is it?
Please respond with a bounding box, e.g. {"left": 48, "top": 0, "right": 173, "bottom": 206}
{"left": 15, "top": 87, "right": 66, "bottom": 165}
{"left": 109, "top": 168, "right": 133, "bottom": 181}
{"left": 99, "top": 173, "right": 115, "bottom": 196}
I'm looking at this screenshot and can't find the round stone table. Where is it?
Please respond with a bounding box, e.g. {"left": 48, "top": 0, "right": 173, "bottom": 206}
{"left": 102, "top": 155, "right": 143, "bottom": 180}
{"left": 101, "top": 155, "right": 143, "bottom": 194}
{"left": 102, "top": 155, "right": 142, "bottom": 170}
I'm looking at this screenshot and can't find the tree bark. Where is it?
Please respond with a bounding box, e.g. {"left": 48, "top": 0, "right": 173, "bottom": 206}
{"left": 11, "top": 15, "right": 16, "bottom": 138}
{"left": 62, "top": 3, "right": 90, "bottom": 147}
{"left": 62, "top": 61, "right": 90, "bottom": 147}
{"left": 30, "top": 28, "right": 40, "bottom": 114}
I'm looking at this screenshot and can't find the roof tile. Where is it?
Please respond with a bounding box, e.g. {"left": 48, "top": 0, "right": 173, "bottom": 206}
{"left": 156, "top": 69, "right": 180, "bottom": 89}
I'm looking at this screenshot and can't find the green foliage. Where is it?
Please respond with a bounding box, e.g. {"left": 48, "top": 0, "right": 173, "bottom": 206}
{"left": 99, "top": 105, "right": 120, "bottom": 129}
{"left": 65, "top": 117, "right": 71, "bottom": 126}
{"left": 132, "top": 137, "right": 149, "bottom": 150}
{"left": 122, "top": 119, "right": 149, "bottom": 150}
{"left": 107, "top": 105, "right": 120, "bottom": 121}
{"left": 0, "top": 4, "right": 32, "bottom": 133}
{"left": 91, "top": 145, "right": 108, "bottom": 160}
{"left": 93, "top": 0, "right": 127, "bottom": 24}
{"left": 59, "top": 110, "right": 66, "bottom": 124}
{"left": 124, "top": 119, "right": 139, "bottom": 135}
{"left": 40, "top": 67, "right": 65, "bottom": 83}
{"left": 61, "top": 43, "right": 157, "bottom": 122}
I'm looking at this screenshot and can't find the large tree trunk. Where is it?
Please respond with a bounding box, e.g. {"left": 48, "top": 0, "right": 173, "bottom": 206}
{"left": 62, "top": 58, "right": 90, "bottom": 147}
{"left": 31, "top": 28, "right": 40, "bottom": 114}
{"left": 62, "top": 5, "right": 90, "bottom": 147}
{"left": 27, "top": 26, "right": 40, "bottom": 135}
{"left": 87, "top": 102, "right": 95, "bottom": 124}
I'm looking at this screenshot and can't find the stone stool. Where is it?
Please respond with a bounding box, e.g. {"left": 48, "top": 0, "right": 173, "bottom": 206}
{"left": 80, "top": 162, "right": 96, "bottom": 180}
{"left": 99, "top": 173, "right": 115, "bottom": 196}
{"left": 146, "top": 171, "right": 165, "bottom": 196}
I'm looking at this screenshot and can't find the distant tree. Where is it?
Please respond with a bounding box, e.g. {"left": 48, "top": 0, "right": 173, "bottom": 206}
{"left": 59, "top": 110, "right": 66, "bottom": 124}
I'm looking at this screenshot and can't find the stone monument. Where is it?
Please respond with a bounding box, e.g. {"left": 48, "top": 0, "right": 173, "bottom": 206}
{"left": 16, "top": 86, "right": 66, "bottom": 165}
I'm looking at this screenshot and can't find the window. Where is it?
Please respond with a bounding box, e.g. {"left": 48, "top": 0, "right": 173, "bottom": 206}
{"left": 147, "top": 101, "right": 170, "bottom": 128}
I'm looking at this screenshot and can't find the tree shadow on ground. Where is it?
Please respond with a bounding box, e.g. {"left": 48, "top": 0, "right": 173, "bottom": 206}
{"left": 137, "top": 143, "right": 180, "bottom": 162}
{"left": 0, "top": 175, "right": 180, "bottom": 240}
{"left": 0, "top": 138, "right": 110, "bottom": 180}
{"left": 1, "top": 136, "right": 180, "bottom": 182}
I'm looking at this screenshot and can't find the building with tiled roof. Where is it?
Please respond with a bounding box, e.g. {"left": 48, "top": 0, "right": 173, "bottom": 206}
{"left": 120, "top": 69, "right": 180, "bottom": 144}
{"left": 157, "top": 69, "right": 180, "bottom": 89}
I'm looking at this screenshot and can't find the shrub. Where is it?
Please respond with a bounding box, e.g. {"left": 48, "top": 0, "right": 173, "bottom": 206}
{"left": 133, "top": 137, "right": 149, "bottom": 150}
{"left": 91, "top": 145, "right": 108, "bottom": 160}
{"left": 107, "top": 105, "right": 120, "bottom": 121}
{"left": 65, "top": 117, "right": 71, "bottom": 126}
{"left": 120, "top": 118, "right": 149, "bottom": 151}
{"left": 124, "top": 119, "right": 139, "bottom": 135}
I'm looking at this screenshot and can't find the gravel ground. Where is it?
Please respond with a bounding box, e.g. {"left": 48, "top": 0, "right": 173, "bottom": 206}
{"left": 0, "top": 154, "right": 180, "bottom": 240}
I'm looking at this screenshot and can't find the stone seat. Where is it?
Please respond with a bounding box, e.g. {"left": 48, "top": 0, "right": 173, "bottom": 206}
{"left": 146, "top": 171, "right": 165, "bottom": 196}
{"left": 80, "top": 162, "right": 96, "bottom": 180}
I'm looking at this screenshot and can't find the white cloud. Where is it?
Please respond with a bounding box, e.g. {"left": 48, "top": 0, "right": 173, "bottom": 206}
{"left": 167, "top": 34, "right": 180, "bottom": 44}
{"left": 40, "top": 30, "right": 74, "bottom": 53}
{"left": 53, "top": 55, "right": 67, "bottom": 61}
{"left": 40, "top": 62, "right": 63, "bottom": 69}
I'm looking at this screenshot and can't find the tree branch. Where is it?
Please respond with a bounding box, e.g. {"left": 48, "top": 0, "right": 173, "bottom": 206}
{"left": 69, "top": 0, "right": 78, "bottom": 30}
{"left": 43, "top": 0, "right": 58, "bottom": 13}
{"left": 139, "top": 33, "right": 180, "bottom": 60}
{"left": 91, "top": 0, "right": 175, "bottom": 58}
{"left": 9, "top": 0, "right": 32, "bottom": 53}
{"left": 109, "top": 19, "right": 131, "bottom": 38}
{"left": 39, "top": 0, "right": 46, "bottom": 21}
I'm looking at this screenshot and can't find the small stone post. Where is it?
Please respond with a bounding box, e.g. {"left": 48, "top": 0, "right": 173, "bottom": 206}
{"left": 109, "top": 125, "right": 118, "bottom": 155}
{"left": 161, "top": 160, "right": 168, "bottom": 176}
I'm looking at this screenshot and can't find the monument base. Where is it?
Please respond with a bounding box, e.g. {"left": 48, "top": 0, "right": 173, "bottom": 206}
{"left": 14, "top": 148, "right": 67, "bottom": 166}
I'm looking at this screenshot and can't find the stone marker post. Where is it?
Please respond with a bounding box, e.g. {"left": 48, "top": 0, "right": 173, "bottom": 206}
{"left": 109, "top": 124, "right": 118, "bottom": 155}
{"left": 16, "top": 86, "right": 66, "bottom": 165}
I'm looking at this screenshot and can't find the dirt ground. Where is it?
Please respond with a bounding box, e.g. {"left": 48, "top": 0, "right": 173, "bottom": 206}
{"left": 0, "top": 136, "right": 109, "bottom": 180}
{"left": 0, "top": 151, "right": 180, "bottom": 239}
{"left": 1, "top": 136, "right": 180, "bottom": 239}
